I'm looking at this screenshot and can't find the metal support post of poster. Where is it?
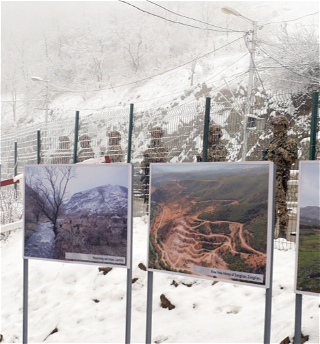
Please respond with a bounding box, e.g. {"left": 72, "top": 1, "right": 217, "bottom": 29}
{"left": 145, "top": 271, "right": 154, "bottom": 344}
{"left": 202, "top": 97, "right": 211, "bottom": 162}
{"left": 23, "top": 130, "right": 42, "bottom": 343}
{"left": 294, "top": 295, "right": 303, "bottom": 344}
{"left": 125, "top": 104, "right": 134, "bottom": 344}
{"left": 309, "top": 92, "right": 319, "bottom": 161}
{"left": 22, "top": 259, "right": 28, "bottom": 344}
{"left": 294, "top": 91, "right": 318, "bottom": 344}
{"left": 263, "top": 163, "right": 276, "bottom": 344}
{"left": 73, "top": 111, "right": 80, "bottom": 164}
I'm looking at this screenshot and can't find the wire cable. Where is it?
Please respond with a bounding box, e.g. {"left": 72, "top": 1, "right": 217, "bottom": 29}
{"left": 256, "top": 63, "right": 317, "bottom": 70}
{"left": 262, "top": 75, "right": 320, "bottom": 86}
{"left": 146, "top": 0, "right": 239, "bottom": 32}
{"left": 262, "top": 12, "right": 319, "bottom": 26}
{"left": 48, "top": 69, "right": 250, "bottom": 111}
{"left": 32, "top": 34, "right": 246, "bottom": 95}
{"left": 3, "top": 36, "right": 247, "bottom": 115}
{"left": 258, "top": 46, "right": 319, "bottom": 83}
{"left": 1, "top": 89, "right": 48, "bottom": 116}
{"left": 156, "top": 54, "right": 249, "bottom": 109}
{"left": 205, "top": 52, "right": 249, "bottom": 83}
{"left": 88, "top": 62, "right": 250, "bottom": 110}
{"left": 118, "top": 0, "right": 245, "bottom": 33}
{"left": 252, "top": 58, "right": 268, "bottom": 97}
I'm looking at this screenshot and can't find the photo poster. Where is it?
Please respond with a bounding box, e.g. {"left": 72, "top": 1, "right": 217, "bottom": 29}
{"left": 147, "top": 161, "right": 275, "bottom": 288}
{"left": 295, "top": 161, "right": 320, "bottom": 296}
{"left": 23, "top": 164, "right": 133, "bottom": 268}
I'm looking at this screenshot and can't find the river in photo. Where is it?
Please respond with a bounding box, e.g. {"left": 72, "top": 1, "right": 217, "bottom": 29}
{"left": 24, "top": 222, "right": 56, "bottom": 259}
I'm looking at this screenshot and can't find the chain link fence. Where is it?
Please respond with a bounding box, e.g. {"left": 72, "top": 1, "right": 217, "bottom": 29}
{"left": 1, "top": 91, "right": 319, "bottom": 250}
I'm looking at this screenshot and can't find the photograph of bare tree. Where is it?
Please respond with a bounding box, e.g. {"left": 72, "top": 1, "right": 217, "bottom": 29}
{"left": 148, "top": 162, "right": 274, "bottom": 287}
{"left": 295, "top": 161, "right": 320, "bottom": 295}
{"left": 24, "top": 164, "right": 132, "bottom": 267}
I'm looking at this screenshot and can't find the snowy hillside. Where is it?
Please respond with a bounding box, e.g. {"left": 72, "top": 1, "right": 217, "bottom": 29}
{"left": 1, "top": 1, "right": 318, "bottom": 131}
{"left": 64, "top": 184, "right": 128, "bottom": 216}
{"left": 1, "top": 3, "right": 319, "bottom": 341}
{"left": 1, "top": 217, "right": 319, "bottom": 343}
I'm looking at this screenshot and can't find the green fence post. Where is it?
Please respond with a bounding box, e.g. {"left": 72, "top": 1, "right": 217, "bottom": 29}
{"left": 73, "top": 111, "right": 80, "bottom": 164}
{"left": 37, "top": 130, "right": 41, "bottom": 165}
{"left": 14, "top": 141, "right": 17, "bottom": 176}
{"left": 14, "top": 141, "right": 17, "bottom": 195}
{"left": 309, "top": 92, "right": 319, "bottom": 160}
{"left": 125, "top": 104, "right": 134, "bottom": 344}
{"left": 202, "top": 97, "right": 211, "bottom": 162}
{"left": 127, "top": 104, "right": 134, "bottom": 163}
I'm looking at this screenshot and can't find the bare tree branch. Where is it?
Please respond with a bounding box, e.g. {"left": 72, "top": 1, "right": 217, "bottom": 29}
{"left": 26, "top": 166, "right": 76, "bottom": 235}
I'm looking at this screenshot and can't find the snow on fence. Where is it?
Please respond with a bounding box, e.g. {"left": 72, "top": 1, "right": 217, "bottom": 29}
{"left": 1, "top": 91, "right": 319, "bottom": 249}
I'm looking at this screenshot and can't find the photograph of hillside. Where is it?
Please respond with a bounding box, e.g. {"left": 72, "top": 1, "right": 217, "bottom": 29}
{"left": 148, "top": 162, "right": 271, "bottom": 286}
{"left": 24, "top": 164, "right": 132, "bottom": 267}
{"left": 296, "top": 161, "right": 320, "bottom": 295}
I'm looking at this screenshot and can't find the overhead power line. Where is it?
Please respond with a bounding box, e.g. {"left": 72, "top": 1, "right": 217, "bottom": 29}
{"left": 262, "top": 12, "right": 319, "bottom": 26}
{"left": 157, "top": 53, "right": 249, "bottom": 108}
{"left": 146, "top": 0, "right": 239, "bottom": 32}
{"left": 124, "top": 58, "right": 250, "bottom": 108}
{"left": 250, "top": 55, "right": 268, "bottom": 97}
{"left": 256, "top": 64, "right": 315, "bottom": 70}
{"left": 265, "top": 75, "right": 318, "bottom": 86}
{"left": 118, "top": 0, "right": 245, "bottom": 33}
{"left": 2, "top": 36, "right": 246, "bottom": 113}
{"left": 258, "top": 46, "right": 319, "bottom": 83}
{"left": 204, "top": 52, "right": 249, "bottom": 83}
{"left": 1, "top": 89, "right": 48, "bottom": 116}
{"left": 34, "top": 34, "right": 245, "bottom": 94}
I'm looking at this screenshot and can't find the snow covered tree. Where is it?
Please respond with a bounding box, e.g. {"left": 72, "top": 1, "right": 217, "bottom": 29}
{"left": 257, "top": 24, "right": 319, "bottom": 93}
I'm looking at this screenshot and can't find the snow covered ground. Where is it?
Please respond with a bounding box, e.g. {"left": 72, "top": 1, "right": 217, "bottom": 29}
{"left": 1, "top": 217, "right": 319, "bottom": 343}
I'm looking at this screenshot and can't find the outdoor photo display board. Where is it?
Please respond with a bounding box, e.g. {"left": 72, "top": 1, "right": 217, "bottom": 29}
{"left": 23, "top": 164, "right": 132, "bottom": 267}
{"left": 147, "top": 162, "right": 275, "bottom": 288}
{"left": 295, "top": 161, "right": 320, "bottom": 295}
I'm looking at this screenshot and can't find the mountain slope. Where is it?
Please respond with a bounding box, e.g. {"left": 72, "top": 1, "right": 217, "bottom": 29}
{"left": 300, "top": 206, "right": 320, "bottom": 226}
{"left": 64, "top": 184, "right": 128, "bottom": 215}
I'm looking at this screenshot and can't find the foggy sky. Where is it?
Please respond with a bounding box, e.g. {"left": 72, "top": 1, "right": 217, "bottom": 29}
{"left": 25, "top": 164, "right": 130, "bottom": 201}
{"left": 2, "top": 1, "right": 319, "bottom": 50}
{"left": 1, "top": 1, "right": 125, "bottom": 46}
{"left": 66, "top": 164, "right": 130, "bottom": 196}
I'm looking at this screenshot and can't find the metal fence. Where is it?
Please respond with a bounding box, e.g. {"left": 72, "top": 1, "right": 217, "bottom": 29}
{"left": 1, "top": 91, "right": 319, "bottom": 249}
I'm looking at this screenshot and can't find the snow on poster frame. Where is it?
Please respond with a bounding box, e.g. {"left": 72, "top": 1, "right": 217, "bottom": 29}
{"left": 23, "top": 164, "right": 133, "bottom": 268}
{"left": 147, "top": 161, "right": 275, "bottom": 288}
{"left": 294, "top": 161, "right": 320, "bottom": 296}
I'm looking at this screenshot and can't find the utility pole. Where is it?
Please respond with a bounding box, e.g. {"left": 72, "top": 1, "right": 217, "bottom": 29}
{"left": 221, "top": 7, "right": 259, "bottom": 161}
{"left": 243, "top": 20, "right": 258, "bottom": 161}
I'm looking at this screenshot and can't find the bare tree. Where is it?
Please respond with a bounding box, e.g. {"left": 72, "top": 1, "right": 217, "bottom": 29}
{"left": 257, "top": 24, "right": 319, "bottom": 92}
{"left": 26, "top": 166, "right": 76, "bottom": 236}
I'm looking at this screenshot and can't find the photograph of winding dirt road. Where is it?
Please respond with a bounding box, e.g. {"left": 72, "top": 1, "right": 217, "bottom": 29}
{"left": 148, "top": 163, "right": 271, "bottom": 285}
